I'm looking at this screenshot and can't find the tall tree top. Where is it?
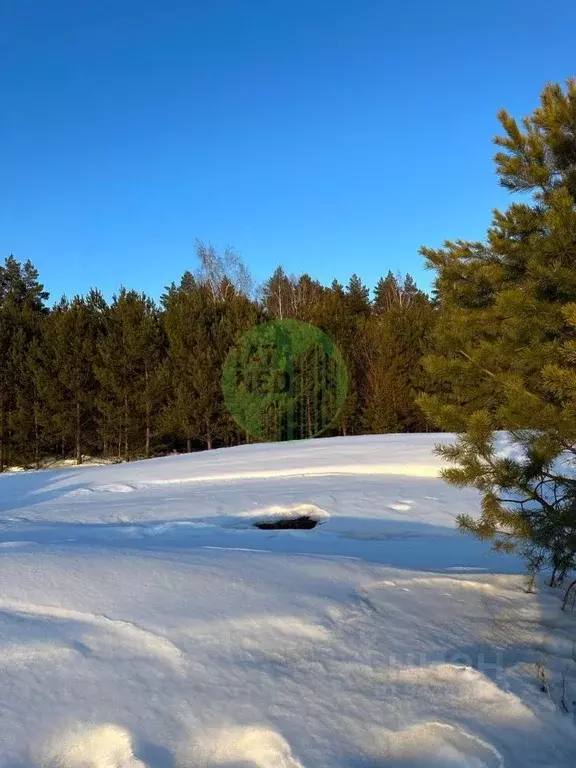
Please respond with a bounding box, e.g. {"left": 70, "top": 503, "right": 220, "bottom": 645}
{"left": 423, "top": 79, "right": 576, "bottom": 312}
{"left": 374, "top": 271, "right": 399, "bottom": 313}
{"left": 374, "top": 271, "right": 426, "bottom": 313}
{"left": 345, "top": 274, "right": 370, "bottom": 316}
{"left": 0, "top": 255, "right": 48, "bottom": 312}
{"left": 494, "top": 78, "right": 576, "bottom": 199}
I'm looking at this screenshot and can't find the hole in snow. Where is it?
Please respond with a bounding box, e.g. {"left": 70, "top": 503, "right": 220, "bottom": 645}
{"left": 254, "top": 516, "right": 319, "bottom": 530}
{"left": 239, "top": 503, "right": 329, "bottom": 531}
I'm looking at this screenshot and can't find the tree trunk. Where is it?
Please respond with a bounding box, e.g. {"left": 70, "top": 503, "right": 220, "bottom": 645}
{"left": 186, "top": 437, "right": 192, "bottom": 453}
{"left": 75, "top": 399, "right": 82, "bottom": 465}
{"left": 34, "top": 395, "right": 40, "bottom": 470}
{"left": 550, "top": 566, "right": 558, "bottom": 587}
{"left": 145, "top": 363, "right": 151, "bottom": 458}
{"left": 124, "top": 392, "right": 129, "bottom": 461}
{"left": 0, "top": 399, "right": 6, "bottom": 473}
{"left": 562, "top": 580, "right": 576, "bottom": 611}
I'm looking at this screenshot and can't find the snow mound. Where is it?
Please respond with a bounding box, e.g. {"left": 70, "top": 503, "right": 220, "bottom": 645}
{"left": 0, "top": 600, "right": 183, "bottom": 667}
{"left": 378, "top": 722, "right": 505, "bottom": 767}
{"left": 38, "top": 724, "right": 145, "bottom": 768}
{"left": 66, "top": 484, "right": 136, "bottom": 496}
{"left": 178, "top": 726, "right": 304, "bottom": 768}
{"left": 92, "top": 484, "right": 136, "bottom": 494}
{"left": 237, "top": 503, "right": 329, "bottom": 521}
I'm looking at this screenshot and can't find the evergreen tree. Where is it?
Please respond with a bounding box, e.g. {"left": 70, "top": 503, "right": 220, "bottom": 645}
{"left": 10, "top": 327, "right": 45, "bottom": 468}
{"left": 0, "top": 256, "right": 48, "bottom": 470}
{"left": 292, "top": 341, "right": 342, "bottom": 440}
{"left": 96, "top": 290, "right": 164, "bottom": 460}
{"left": 262, "top": 266, "right": 294, "bottom": 319}
{"left": 162, "top": 275, "right": 259, "bottom": 451}
{"left": 345, "top": 274, "right": 370, "bottom": 317}
{"left": 363, "top": 277, "right": 434, "bottom": 433}
{"left": 0, "top": 251, "right": 436, "bottom": 462}
{"left": 373, "top": 271, "right": 399, "bottom": 314}
{"left": 286, "top": 277, "right": 354, "bottom": 436}
{"left": 0, "top": 256, "right": 48, "bottom": 309}
{"left": 36, "top": 293, "right": 104, "bottom": 464}
{"left": 291, "top": 274, "right": 324, "bottom": 321}
{"left": 419, "top": 79, "right": 576, "bottom": 583}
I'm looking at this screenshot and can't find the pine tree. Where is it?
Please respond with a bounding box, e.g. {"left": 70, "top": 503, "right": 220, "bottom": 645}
{"left": 362, "top": 276, "right": 434, "bottom": 433}
{"left": 373, "top": 271, "right": 399, "bottom": 314}
{"left": 36, "top": 293, "right": 105, "bottom": 464}
{"left": 0, "top": 249, "right": 440, "bottom": 462}
{"left": 290, "top": 274, "right": 324, "bottom": 321}
{"left": 345, "top": 274, "right": 370, "bottom": 317}
{"left": 262, "top": 266, "right": 294, "bottom": 319}
{"left": 10, "top": 326, "right": 44, "bottom": 467}
{"left": 0, "top": 256, "right": 48, "bottom": 469}
{"left": 96, "top": 290, "right": 164, "bottom": 460}
{"left": 304, "top": 279, "right": 357, "bottom": 436}
{"left": 419, "top": 79, "right": 576, "bottom": 583}
{"left": 162, "top": 273, "right": 259, "bottom": 451}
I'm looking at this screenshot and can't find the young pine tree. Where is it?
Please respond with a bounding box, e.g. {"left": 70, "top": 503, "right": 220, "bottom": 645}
{"left": 419, "top": 79, "right": 576, "bottom": 584}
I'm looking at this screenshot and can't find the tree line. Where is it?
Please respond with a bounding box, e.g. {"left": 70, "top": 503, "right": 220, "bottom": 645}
{"left": 0, "top": 243, "right": 436, "bottom": 470}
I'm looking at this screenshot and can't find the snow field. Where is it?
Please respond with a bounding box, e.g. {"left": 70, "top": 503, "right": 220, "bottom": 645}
{"left": 1, "top": 435, "right": 575, "bottom": 766}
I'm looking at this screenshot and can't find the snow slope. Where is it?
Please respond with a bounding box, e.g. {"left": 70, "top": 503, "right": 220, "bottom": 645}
{"left": 1, "top": 434, "right": 575, "bottom": 767}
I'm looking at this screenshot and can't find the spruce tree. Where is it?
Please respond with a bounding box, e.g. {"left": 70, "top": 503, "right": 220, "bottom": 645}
{"left": 419, "top": 79, "right": 576, "bottom": 583}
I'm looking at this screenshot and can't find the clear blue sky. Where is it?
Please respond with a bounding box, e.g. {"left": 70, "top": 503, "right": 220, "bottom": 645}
{"left": 3, "top": 0, "right": 576, "bottom": 302}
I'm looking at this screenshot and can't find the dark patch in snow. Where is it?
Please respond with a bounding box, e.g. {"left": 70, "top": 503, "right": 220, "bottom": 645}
{"left": 254, "top": 516, "right": 319, "bottom": 530}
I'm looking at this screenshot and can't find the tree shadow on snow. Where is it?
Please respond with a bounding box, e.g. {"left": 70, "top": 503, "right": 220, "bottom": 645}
{"left": 0, "top": 515, "right": 523, "bottom": 575}
{"left": 135, "top": 740, "right": 175, "bottom": 768}
{"left": 0, "top": 469, "right": 93, "bottom": 515}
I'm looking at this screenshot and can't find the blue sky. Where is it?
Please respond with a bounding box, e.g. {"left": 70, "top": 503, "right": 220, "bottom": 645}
{"left": 3, "top": 0, "right": 576, "bottom": 302}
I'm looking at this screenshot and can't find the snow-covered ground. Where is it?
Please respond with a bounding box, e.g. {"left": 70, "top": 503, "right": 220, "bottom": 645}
{"left": 1, "top": 434, "right": 575, "bottom": 767}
